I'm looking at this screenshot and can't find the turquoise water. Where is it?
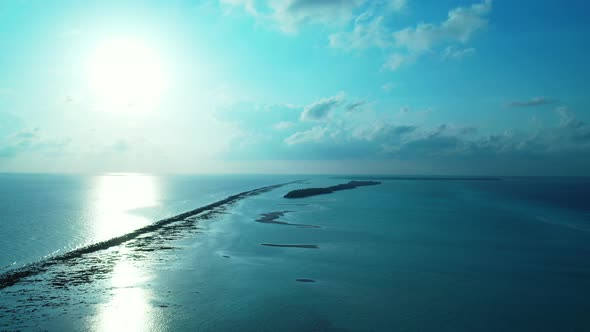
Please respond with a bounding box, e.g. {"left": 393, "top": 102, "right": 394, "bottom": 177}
{"left": 1, "top": 175, "right": 590, "bottom": 331}
{"left": 0, "top": 173, "right": 296, "bottom": 268}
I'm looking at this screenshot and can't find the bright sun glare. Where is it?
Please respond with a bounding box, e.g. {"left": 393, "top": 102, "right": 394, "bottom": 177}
{"left": 86, "top": 37, "right": 168, "bottom": 111}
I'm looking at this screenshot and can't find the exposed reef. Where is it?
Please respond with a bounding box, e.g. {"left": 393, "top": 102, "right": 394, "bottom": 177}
{"left": 256, "top": 211, "right": 320, "bottom": 228}
{"left": 260, "top": 244, "right": 319, "bottom": 249}
{"left": 283, "top": 180, "right": 381, "bottom": 199}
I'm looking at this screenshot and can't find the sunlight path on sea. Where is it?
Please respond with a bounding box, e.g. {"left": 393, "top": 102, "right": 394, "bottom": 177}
{"left": 86, "top": 249, "right": 165, "bottom": 332}
{"left": 85, "top": 174, "right": 160, "bottom": 330}
{"left": 91, "top": 253, "right": 152, "bottom": 331}
{"left": 90, "top": 173, "right": 159, "bottom": 242}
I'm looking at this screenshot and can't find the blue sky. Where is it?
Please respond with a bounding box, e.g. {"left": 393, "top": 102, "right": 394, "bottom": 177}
{"left": 0, "top": 0, "right": 589, "bottom": 174}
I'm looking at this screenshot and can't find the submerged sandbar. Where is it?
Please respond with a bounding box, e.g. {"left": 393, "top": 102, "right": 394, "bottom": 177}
{"left": 260, "top": 244, "right": 319, "bottom": 249}
{"left": 256, "top": 211, "right": 320, "bottom": 228}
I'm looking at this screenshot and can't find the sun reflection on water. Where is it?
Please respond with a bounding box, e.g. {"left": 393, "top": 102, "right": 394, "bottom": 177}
{"left": 94, "top": 256, "right": 155, "bottom": 332}
{"left": 92, "top": 173, "right": 159, "bottom": 241}
{"left": 87, "top": 174, "right": 165, "bottom": 331}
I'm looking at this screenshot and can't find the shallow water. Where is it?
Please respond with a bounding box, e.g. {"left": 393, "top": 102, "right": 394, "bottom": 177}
{"left": 1, "top": 175, "right": 590, "bottom": 331}
{"left": 0, "top": 173, "right": 297, "bottom": 268}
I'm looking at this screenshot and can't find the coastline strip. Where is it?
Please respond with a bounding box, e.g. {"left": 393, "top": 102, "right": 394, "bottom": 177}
{"left": 0, "top": 180, "right": 302, "bottom": 290}
{"left": 334, "top": 176, "right": 501, "bottom": 181}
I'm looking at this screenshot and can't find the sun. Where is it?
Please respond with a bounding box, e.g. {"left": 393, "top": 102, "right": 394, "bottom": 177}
{"left": 86, "top": 37, "right": 168, "bottom": 112}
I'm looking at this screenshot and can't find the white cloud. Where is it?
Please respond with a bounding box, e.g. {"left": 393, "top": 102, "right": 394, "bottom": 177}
{"left": 393, "top": 0, "right": 492, "bottom": 53}
{"left": 221, "top": 0, "right": 491, "bottom": 70}
{"left": 383, "top": 0, "right": 491, "bottom": 69}
{"left": 0, "top": 127, "right": 71, "bottom": 159}
{"left": 346, "top": 100, "right": 367, "bottom": 112}
{"left": 220, "top": 0, "right": 259, "bottom": 16}
{"left": 273, "top": 121, "right": 296, "bottom": 130}
{"left": 388, "top": 0, "right": 407, "bottom": 12}
{"left": 506, "top": 97, "right": 558, "bottom": 108}
{"left": 381, "top": 82, "right": 395, "bottom": 92}
{"left": 383, "top": 53, "right": 415, "bottom": 71}
{"left": 284, "top": 126, "right": 327, "bottom": 145}
{"left": 556, "top": 106, "right": 571, "bottom": 125}
{"left": 300, "top": 93, "right": 345, "bottom": 121}
{"left": 220, "top": 1, "right": 492, "bottom": 72}
{"left": 328, "top": 0, "right": 407, "bottom": 50}
{"left": 272, "top": 0, "right": 365, "bottom": 33}
{"left": 327, "top": 0, "right": 492, "bottom": 70}
{"left": 221, "top": 0, "right": 408, "bottom": 33}
{"left": 442, "top": 46, "right": 475, "bottom": 59}
{"left": 221, "top": 0, "right": 368, "bottom": 33}
{"left": 329, "top": 14, "right": 391, "bottom": 49}
{"left": 221, "top": 97, "right": 590, "bottom": 174}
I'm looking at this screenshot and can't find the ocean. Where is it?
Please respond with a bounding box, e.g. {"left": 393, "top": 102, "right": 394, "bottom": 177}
{"left": 1, "top": 174, "right": 589, "bottom": 331}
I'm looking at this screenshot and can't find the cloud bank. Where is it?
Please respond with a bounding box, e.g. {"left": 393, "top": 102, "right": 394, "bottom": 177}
{"left": 218, "top": 94, "right": 590, "bottom": 175}
{"left": 507, "top": 97, "right": 558, "bottom": 108}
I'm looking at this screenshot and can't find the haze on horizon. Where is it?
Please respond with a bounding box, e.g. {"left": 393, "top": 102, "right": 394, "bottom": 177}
{"left": 0, "top": 0, "right": 589, "bottom": 175}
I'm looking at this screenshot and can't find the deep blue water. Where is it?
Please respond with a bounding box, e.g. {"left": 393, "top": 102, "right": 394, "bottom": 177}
{"left": 1, "top": 174, "right": 590, "bottom": 331}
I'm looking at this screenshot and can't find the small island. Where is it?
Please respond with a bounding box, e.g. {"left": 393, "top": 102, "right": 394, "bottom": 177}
{"left": 284, "top": 180, "right": 381, "bottom": 199}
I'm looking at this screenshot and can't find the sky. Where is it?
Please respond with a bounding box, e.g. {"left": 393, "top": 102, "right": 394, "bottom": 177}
{"left": 0, "top": 0, "right": 589, "bottom": 175}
